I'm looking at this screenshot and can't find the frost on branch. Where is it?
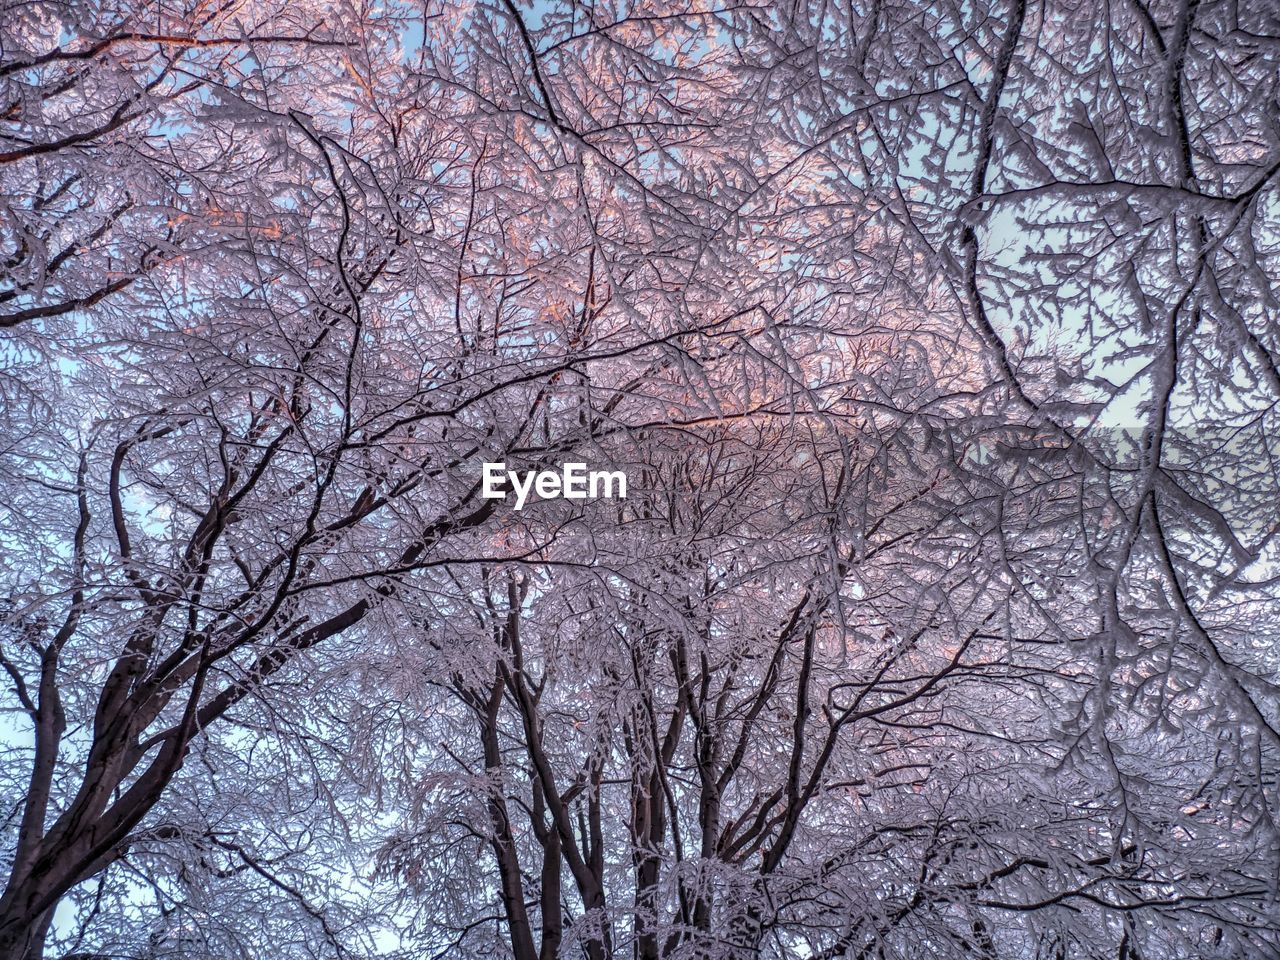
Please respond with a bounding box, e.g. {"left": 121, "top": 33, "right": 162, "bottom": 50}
{"left": 1, "top": 0, "right": 1278, "bottom": 958}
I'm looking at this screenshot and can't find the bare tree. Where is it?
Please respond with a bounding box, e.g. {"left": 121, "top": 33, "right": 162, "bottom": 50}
{"left": 2, "top": 0, "right": 1277, "bottom": 958}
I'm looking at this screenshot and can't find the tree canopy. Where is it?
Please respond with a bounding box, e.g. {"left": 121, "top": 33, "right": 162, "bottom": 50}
{"left": 1, "top": 0, "right": 1278, "bottom": 958}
